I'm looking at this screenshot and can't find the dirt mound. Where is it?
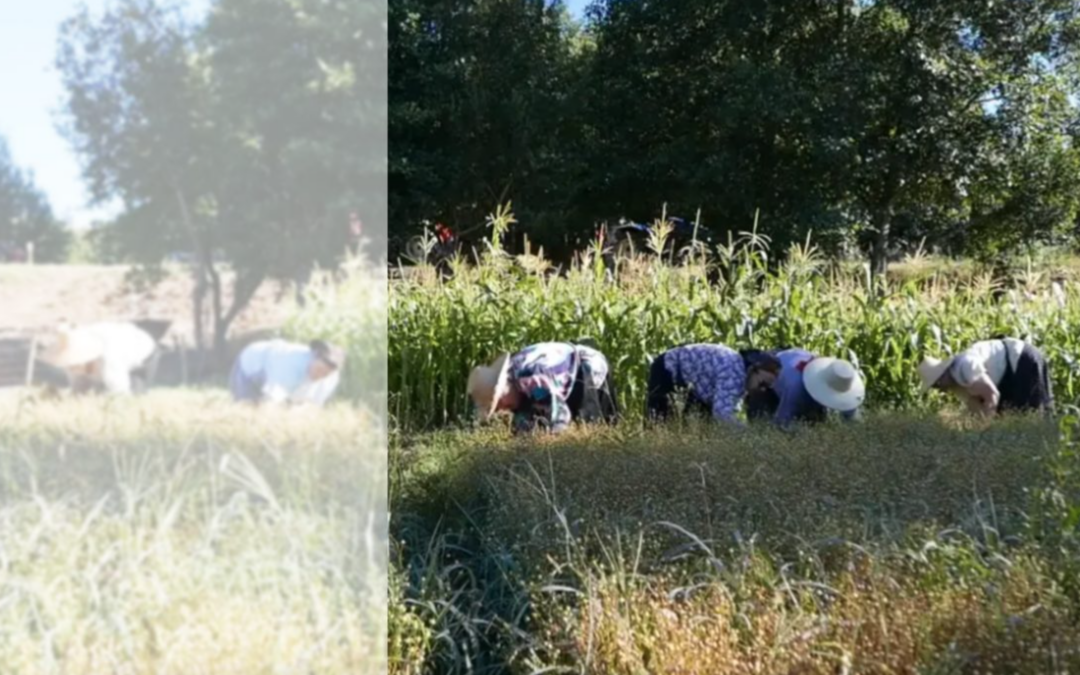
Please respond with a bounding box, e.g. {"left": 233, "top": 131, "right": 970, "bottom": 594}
{"left": 0, "top": 264, "right": 295, "bottom": 345}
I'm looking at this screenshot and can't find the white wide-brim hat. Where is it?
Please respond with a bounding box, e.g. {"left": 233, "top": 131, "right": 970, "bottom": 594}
{"left": 39, "top": 324, "right": 106, "bottom": 368}
{"left": 917, "top": 356, "right": 955, "bottom": 392}
{"left": 802, "top": 357, "right": 865, "bottom": 412}
{"left": 466, "top": 353, "right": 512, "bottom": 420}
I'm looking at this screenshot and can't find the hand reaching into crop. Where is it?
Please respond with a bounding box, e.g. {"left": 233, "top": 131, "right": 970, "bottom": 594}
{"left": 966, "top": 375, "right": 1000, "bottom": 417}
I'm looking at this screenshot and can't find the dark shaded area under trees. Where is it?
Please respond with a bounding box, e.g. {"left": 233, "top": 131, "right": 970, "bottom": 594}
{"left": 391, "top": 0, "right": 1080, "bottom": 271}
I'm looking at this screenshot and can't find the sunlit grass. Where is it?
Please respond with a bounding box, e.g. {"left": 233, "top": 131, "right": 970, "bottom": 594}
{"left": 0, "top": 390, "right": 386, "bottom": 675}
{"left": 390, "top": 415, "right": 1080, "bottom": 674}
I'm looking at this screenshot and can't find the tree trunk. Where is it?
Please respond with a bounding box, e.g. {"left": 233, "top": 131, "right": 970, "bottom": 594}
{"left": 174, "top": 187, "right": 208, "bottom": 355}
{"left": 870, "top": 206, "right": 891, "bottom": 279}
{"left": 212, "top": 270, "right": 265, "bottom": 365}
{"left": 192, "top": 269, "right": 206, "bottom": 353}
{"left": 206, "top": 261, "right": 224, "bottom": 361}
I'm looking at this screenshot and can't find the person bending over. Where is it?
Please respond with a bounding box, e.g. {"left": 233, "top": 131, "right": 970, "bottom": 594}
{"left": 745, "top": 348, "right": 864, "bottom": 427}
{"left": 918, "top": 337, "right": 1052, "bottom": 417}
{"left": 231, "top": 338, "right": 346, "bottom": 406}
{"left": 467, "top": 341, "right": 618, "bottom": 435}
{"left": 645, "top": 343, "right": 781, "bottom": 425}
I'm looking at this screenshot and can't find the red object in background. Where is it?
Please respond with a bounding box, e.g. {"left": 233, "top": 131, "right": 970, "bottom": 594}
{"left": 0, "top": 242, "right": 26, "bottom": 263}
{"left": 435, "top": 222, "right": 454, "bottom": 244}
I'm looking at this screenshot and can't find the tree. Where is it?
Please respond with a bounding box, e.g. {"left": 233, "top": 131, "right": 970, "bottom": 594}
{"left": 574, "top": 1, "right": 851, "bottom": 252}
{"left": 390, "top": 0, "right": 579, "bottom": 255}
{"left": 389, "top": 0, "right": 1080, "bottom": 267}
{"left": 825, "top": 1, "right": 1080, "bottom": 273}
{"left": 0, "top": 139, "right": 70, "bottom": 262}
{"left": 57, "top": 0, "right": 385, "bottom": 356}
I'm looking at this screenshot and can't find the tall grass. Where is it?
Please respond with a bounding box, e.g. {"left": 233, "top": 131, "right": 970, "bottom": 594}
{"left": 390, "top": 211, "right": 1080, "bottom": 430}
{"left": 0, "top": 389, "right": 386, "bottom": 674}
{"left": 389, "top": 414, "right": 1080, "bottom": 674}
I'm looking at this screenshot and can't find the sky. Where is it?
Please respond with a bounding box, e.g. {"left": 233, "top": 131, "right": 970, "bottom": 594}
{"left": 0, "top": 0, "right": 587, "bottom": 231}
{"left": 0, "top": 0, "right": 208, "bottom": 230}
{"left": 566, "top": 0, "right": 590, "bottom": 17}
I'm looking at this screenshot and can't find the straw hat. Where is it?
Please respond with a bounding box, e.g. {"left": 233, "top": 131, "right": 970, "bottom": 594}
{"left": 38, "top": 323, "right": 106, "bottom": 368}
{"left": 917, "top": 356, "right": 955, "bottom": 392}
{"left": 467, "top": 353, "right": 512, "bottom": 420}
{"left": 802, "top": 358, "right": 865, "bottom": 412}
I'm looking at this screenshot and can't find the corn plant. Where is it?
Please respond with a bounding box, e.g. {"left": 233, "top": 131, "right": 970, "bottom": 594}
{"left": 389, "top": 209, "right": 1080, "bottom": 430}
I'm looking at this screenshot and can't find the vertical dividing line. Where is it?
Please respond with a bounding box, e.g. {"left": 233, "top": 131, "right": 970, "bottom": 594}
{"left": 24, "top": 338, "right": 37, "bottom": 387}
{"left": 177, "top": 336, "right": 188, "bottom": 387}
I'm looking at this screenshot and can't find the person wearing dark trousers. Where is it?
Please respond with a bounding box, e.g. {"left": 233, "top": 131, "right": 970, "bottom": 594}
{"left": 468, "top": 341, "right": 618, "bottom": 435}
{"left": 919, "top": 337, "right": 1053, "bottom": 416}
{"left": 645, "top": 343, "right": 781, "bottom": 426}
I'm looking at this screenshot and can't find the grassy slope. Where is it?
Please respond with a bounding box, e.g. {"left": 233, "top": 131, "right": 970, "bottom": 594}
{"left": 391, "top": 414, "right": 1080, "bottom": 674}
{"left": 0, "top": 390, "right": 386, "bottom": 674}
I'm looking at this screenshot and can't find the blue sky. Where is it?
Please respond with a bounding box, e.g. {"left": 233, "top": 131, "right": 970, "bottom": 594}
{"left": 0, "top": 0, "right": 208, "bottom": 229}
{"left": 1, "top": 0, "right": 587, "bottom": 230}
{"left": 566, "top": 0, "right": 590, "bottom": 17}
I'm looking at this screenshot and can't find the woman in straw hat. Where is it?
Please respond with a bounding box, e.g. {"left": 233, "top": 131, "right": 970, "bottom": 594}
{"left": 645, "top": 343, "right": 781, "bottom": 425}
{"left": 39, "top": 321, "right": 158, "bottom": 394}
{"left": 467, "top": 341, "right": 618, "bottom": 435}
{"left": 746, "top": 348, "right": 864, "bottom": 427}
{"left": 230, "top": 339, "right": 346, "bottom": 406}
{"left": 918, "top": 337, "right": 1053, "bottom": 416}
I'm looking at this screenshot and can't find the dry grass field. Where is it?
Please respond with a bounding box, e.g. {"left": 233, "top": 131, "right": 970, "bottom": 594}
{"left": 0, "top": 386, "right": 385, "bottom": 674}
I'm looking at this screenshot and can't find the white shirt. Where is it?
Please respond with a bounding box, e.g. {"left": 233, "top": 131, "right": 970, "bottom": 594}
{"left": 237, "top": 339, "right": 341, "bottom": 405}
{"left": 82, "top": 322, "right": 156, "bottom": 394}
{"left": 951, "top": 338, "right": 1025, "bottom": 388}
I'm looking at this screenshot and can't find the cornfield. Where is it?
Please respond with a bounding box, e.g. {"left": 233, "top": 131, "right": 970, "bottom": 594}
{"left": 286, "top": 253, "right": 388, "bottom": 412}
{"left": 390, "top": 212, "right": 1080, "bottom": 430}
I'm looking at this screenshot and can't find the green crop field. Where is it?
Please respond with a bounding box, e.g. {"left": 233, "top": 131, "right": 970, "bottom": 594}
{"left": 388, "top": 223, "right": 1080, "bottom": 674}
{"left": 388, "top": 220, "right": 1080, "bottom": 432}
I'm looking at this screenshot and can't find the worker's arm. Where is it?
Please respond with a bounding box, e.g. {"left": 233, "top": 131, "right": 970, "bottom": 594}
{"left": 262, "top": 383, "right": 290, "bottom": 405}
{"left": 964, "top": 374, "right": 1000, "bottom": 416}
{"left": 521, "top": 384, "right": 572, "bottom": 434}
{"left": 710, "top": 358, "right": 749, "bottom": 426}
{"left": 771, "top": 369, "right": 803, "bottom": 428}
{"left": 296, "top": 371, "right": 341, "bottom": 406}
{"left": 100, "top": 359, "right": 132, "bottom": 395}
{"left": 711, "top": 385, "right": 745, "bottom": 426}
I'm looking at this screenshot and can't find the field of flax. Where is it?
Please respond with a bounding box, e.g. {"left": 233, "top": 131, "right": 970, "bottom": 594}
{"left": 390, "top": 414, "right": 1080, "bottom": 674}
{"left": 0, "top": 389, "right": 386, "bottom": 675}
{"left": 389, "top": 223, "right": 1080, "bottom": 431}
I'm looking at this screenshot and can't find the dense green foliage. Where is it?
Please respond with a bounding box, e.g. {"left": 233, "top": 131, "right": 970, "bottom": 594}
{"left": 391, "top": 0, "right": 1080, "bottom": 267}
{"left": 0, "top": 139, "right": 70, "bottom": 262}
